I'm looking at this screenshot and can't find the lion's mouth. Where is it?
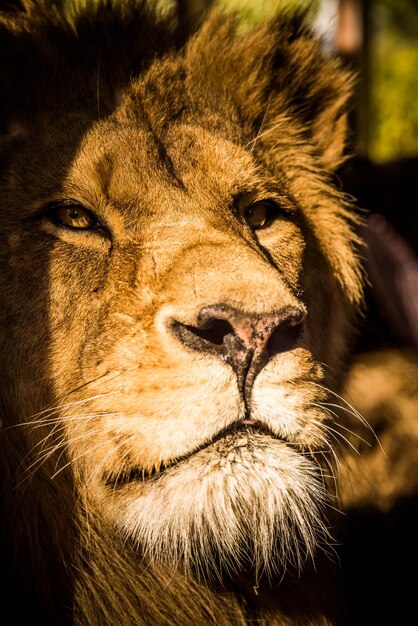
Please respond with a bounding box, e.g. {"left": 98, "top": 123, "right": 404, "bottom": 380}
{"left": 105, "top": 420, "right": 280, "bottom": 487}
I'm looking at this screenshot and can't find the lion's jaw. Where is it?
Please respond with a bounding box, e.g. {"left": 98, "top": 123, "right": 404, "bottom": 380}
{"left": 105, "top": 431, "right": 329, "bottom": 580}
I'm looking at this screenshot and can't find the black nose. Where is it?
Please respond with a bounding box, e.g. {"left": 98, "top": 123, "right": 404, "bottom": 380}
{"left": 170, "top": 303, "right": 305, "bottom": 403}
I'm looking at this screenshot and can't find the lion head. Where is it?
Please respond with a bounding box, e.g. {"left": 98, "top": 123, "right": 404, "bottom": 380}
{"left": 0, "top": 2, "right": 363, "bottom": 624}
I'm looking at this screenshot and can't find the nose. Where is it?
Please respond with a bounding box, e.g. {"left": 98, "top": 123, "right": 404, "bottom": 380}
{"left": 170, "top": 303, "right": 305, "bottom": 404}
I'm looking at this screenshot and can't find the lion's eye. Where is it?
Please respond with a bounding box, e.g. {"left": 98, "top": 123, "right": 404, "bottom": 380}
{"left": 50, "top": 205, "right": 97, "bottom": 230}
{"left": 244, "top": 200, "right": 278, "bottom": 230}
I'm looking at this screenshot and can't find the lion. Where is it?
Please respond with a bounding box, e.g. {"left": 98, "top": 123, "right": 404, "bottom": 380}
{"left": 0, "top": 1, "right": 372, "bottom": 624}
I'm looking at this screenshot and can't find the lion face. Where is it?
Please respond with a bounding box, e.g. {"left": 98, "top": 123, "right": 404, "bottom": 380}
{"left": 1, "top": 117, "right": 348, "bottom": 578}
{"left": 0, "top": 4, "right": 362, "bottom": 585}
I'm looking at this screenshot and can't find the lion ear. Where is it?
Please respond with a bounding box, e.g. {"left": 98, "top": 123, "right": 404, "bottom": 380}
{"left": 186, "top": 12, "right": 353, "bottom": 170}
{"left": 257, "top": 20, "right": 355, "bottom": 170}
{"left": 295, "top": 47, "right": 354, "bottom": 169}
{"left": 310, "top": 96, "right": 351, "bottom": 169}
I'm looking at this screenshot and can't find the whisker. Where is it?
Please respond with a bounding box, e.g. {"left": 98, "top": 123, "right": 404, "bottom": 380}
{"left": 32, "top": 412, "right": 118, "bottom": 429}
{"left": 303, "top": 406, "right": 359, "bottom": 454}
{"left": 50, "top": 437, "right": 118, "bottom": 481}
{"left": 308, "top": 402, "right": 372, "bottom": 448}
{"left": 14, "top": 412, "right": 115, "bottom": 473}
{"left": 30, "top": 391, "right": 118, "bottom": 422}
{"left": 18, "top": 420, "right": 115, "bottom": 487}
{"left": 317, "top": 421, "right": 360, "bottom": 456}
{"left": 317, "top": 450, "right": 339, "bottom": 497}
{"left": 247, "top": 95, "right": 271, "bottom": 153}
{"left": 307, "top": 381, "right": 387, "bottom": 458}
{"left": 85, "top": 434, "right": 137, "bottom": 487}
{"left": 314, "top": 432, "right": 341, "bottom": 471}
{"left": 244, "top": 117, "right": 287, "bottom": 150}
{"left": 14, "top": 435, "right": 68, "bottom": 490}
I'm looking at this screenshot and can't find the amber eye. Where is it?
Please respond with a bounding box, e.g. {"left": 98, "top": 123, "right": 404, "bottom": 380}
{"left": 51, "top": 205, "right": 97, "bottom": 230}
{"left": 244, "top": 200, "right": 278, "bottom": 230}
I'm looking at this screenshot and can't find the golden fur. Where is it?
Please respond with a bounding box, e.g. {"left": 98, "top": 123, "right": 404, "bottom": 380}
{"left": 0, "top": 2, "right": 395, "bottom": 625}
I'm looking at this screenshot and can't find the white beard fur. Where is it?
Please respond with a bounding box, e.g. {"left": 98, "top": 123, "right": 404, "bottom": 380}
{"left": 120, "top": 432, "right": 331, "bottom": 580}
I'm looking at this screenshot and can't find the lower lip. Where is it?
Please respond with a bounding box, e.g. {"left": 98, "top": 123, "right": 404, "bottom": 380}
{"left": 106, "top": 426, "right": 277, "bottom": 487}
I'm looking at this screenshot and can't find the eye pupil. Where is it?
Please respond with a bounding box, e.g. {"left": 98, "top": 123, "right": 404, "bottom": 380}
{"left": 248, "top": 205, "right": 267, "bottom": 226}
{"left": 46, "top": 203, "right": 97, "bottom": 230}
{"left": 244, "top": 201, "right": 276, "bottom": 230}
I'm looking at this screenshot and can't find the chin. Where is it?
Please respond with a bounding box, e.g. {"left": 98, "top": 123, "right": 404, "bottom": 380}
{"left": 102, "top": 427, "right": 331, "bottom": 580}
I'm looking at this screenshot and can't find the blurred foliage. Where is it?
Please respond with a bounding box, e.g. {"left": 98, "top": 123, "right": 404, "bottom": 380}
{"left": 369, "top": 37, "right": 418, "bottom": 161}
{"left": 215, "top": 0, "right": 318, "bottom": 28}
{"left": 369, "top": 0, "right": 418, "bottom": 161}
{"left": 373, "top": 0, "right": 418, "bottom": 37}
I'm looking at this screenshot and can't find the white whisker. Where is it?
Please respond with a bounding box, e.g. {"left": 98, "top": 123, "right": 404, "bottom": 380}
{"left": 247, "top": 95, "right": 271, "bottom": 153}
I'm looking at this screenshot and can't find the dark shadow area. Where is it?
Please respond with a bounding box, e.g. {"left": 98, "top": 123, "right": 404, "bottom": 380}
{"left": 340, "top": 155, "right": 418, "bottom": 253}
{"left": 339, "top": 155, "right": 418, "bottom": 353}
{"left": 340, "top": 493, "right": 418, "bottom": 625}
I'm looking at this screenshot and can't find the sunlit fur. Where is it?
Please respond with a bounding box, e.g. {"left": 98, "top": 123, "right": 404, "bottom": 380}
{"left": 120, "top": 433, "right": 330, "bottom": 579}
{"left": 0, "top": 2, "right": 365, "bottom": 625}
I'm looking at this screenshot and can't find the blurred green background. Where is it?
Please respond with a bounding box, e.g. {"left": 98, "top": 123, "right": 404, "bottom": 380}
{"left": 368, "top": 0, "right": 418, "bottom": 161}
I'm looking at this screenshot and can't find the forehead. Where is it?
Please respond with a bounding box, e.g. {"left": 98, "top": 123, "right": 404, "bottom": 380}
{"left": 64, "top": 119, "right": 263, "bottom": 215}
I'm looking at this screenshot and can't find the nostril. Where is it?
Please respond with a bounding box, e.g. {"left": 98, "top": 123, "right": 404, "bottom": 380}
{"left": 184, "top": 319, "right": 234, "bottom": 346}
{"left": 267, "top": 319, "right": 303, "bottom": 358}
{"left": 266, "top": 307, "right": 305, "bottom": 358}
{"left": 170, "top": 317, "right": 234, "bottom": 353}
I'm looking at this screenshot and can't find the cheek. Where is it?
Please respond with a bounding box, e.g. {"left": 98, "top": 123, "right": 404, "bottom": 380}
{"left": 46, "top": 248, "right": 112, "bottom": 384}
{"left": 258, "top": 221, "right": 305, "bottom": 289}
{"left": 49, "top": 244, "right": 110, "bottom": 307}
{"left": 46, "top": 243, "right": 167, "bottom": 387}
{"left": 0, "top": 235, "right": 53, "bottom": 387}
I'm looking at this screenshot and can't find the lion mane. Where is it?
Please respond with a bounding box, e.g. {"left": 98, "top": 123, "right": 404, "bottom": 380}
{"left": 0, "top": 2, "right": 369, "bottom": 624}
